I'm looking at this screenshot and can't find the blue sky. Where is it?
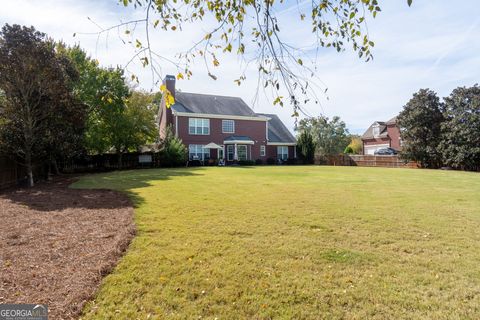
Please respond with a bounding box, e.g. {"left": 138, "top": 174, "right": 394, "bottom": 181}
{"left": 1, "top": 0, "right": 479, "bottom": 134}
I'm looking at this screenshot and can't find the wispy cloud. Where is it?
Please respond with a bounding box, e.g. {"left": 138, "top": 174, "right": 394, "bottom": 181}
{"left": 0, "top": 0, "right": 479, "bottom": 134}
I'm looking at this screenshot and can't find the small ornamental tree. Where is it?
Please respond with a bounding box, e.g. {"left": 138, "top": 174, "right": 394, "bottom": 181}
{"left": 397, "top": 89, "right": 444, "bottom": 168}
{"left": 344, "top": 136, "right": 363, "bottom": 154}
{"left": 296, "top": 130, "right": 315, "bottom": 164}
{"left": 439, "top": 85, "right": 480, "bottom": 171}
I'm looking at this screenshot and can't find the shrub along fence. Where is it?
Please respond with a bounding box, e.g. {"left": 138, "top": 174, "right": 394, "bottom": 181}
{"left": 315, "top": 154, "right": 419, "bottom": 168}
{"left": 59, "top": 152, "right": 162, "bottom": 173}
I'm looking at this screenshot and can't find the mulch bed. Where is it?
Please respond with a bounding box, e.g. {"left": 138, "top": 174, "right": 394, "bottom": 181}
{"left": 0, "top": 177, "right": 135, "bottom": 319}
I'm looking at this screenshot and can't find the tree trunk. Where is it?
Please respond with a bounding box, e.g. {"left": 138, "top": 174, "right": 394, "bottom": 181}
{"left": 51, "top": 157, "right": 60, "bottom": 175}
{"left": 118, "top": 151, "right": 123, "bottom": 169}
{"left": 25, "top": 151, "right": 34, "bottom": 187}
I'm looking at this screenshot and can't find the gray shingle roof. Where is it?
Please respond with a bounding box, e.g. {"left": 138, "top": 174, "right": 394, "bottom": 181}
{"left": 257, "top": 113, "right": 296, "bottom": 143}
{"left": 362, "top": 120, "right": 392, "bottom": 140}
{"left": 172, "top": 92, "right": 258, "bottom": 117}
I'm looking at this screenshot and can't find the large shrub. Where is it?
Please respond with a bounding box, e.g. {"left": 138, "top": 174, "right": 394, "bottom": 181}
{"left": 158, "top": 126, "right": 187, "bottom": 167}
{"left": 296, "top": 130, "right": 315, "bottom": 164}
{"left": 238, "top": 160, "right": 255, "bottom": 166}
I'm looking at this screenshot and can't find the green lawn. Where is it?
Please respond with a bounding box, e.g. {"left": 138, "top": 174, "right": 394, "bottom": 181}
{"left": 73, "top": 166, "right": 480, "bottom": 319}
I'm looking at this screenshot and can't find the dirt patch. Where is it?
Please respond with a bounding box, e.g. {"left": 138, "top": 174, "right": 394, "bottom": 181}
{"left": 0, "top": 176, "right": 135, "bottom": 319}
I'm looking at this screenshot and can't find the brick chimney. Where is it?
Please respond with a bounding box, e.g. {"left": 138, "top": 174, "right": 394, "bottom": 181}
{"left": 164, "top": 74, "right": 176, "bottom": 99}
{"left": 158, "top": 75, "right": 176, "bottom": 139}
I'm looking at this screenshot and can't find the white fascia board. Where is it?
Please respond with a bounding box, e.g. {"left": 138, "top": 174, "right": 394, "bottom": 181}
{"left": 223, "top": 140, "right": 255, "bottom": 145}
{"left": 173, "top": 111, "right": 270, "bottom": 122}
{"left": 267, "top": 142, "right": 296, "bottom": 146}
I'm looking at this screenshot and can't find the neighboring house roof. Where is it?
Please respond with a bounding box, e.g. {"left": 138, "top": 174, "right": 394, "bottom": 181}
{"left": 362, "top": 117, "right": 398, "bottom": 140}
{"left": 172, "top": 92, "right": 258, "bottom": 117}
{"left": 386, "top": 116, "right": 397, "bottom": 125}
{"left": 362, "top": 121, "right": 388, "bottom": 140}
{"left": 256, "top": 113, "right": 296, "bottom": 143}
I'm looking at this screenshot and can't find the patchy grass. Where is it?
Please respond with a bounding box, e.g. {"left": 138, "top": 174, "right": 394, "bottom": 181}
{"left": 73, "top": 166, "right": 480, "bottom": 319}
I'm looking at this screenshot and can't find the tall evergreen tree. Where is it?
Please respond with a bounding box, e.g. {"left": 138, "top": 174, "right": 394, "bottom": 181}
{"left": 296, "top": 130, "right": 315, "bottom": 164}
{"left": 397, "top": 89, "right": 444, "bottom": 168}
{"left": 439, "top": 85, "right": 480, "bottom": 171}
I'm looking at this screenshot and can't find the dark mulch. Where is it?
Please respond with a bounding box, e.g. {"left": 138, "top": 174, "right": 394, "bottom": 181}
{"left": 0, "top": 177, "right": 135, "bottom": 319}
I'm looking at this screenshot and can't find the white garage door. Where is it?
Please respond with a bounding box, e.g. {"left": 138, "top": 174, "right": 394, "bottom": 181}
{"left": 364, "top": 144, "right": 390, "bottom": 155}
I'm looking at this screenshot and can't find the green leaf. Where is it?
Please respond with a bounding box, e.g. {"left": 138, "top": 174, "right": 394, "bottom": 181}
{"left": 407, "top": 0, "right": 413, "bottom": 6}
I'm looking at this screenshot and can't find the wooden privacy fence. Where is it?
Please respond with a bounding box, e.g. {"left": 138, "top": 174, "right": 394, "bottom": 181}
{"left": 0, "top": 156, "right": 18, "bottom": 189}
{"left": 315, "top": 154, "right": 419, "bottom": 168}
{"left": 59, "top": 152, "right": 162, "bottom": 173}
{"left": 0, "top": 156, "right": 46, "bottom": 189}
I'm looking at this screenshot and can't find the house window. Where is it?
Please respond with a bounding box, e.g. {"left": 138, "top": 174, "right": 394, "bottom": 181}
{"left": 189, "top": 118, "right": 210, "bottom": 135}
{"left": 277, "top": 146, "right": 288, "bottom": 160}
{"left": 238, "top": 145, "right": 247, "bottom": 161}
{"left": 227, "top": 145, "right": 234, "bottom": 161}
{"left": 218, "top": 146, "right": 224, "bottom": 160}
{"left": 373, "top": 125, "right": 380, "bottom": 138}
{"left": 260, "top": 145, "right": 266, "bottom": 157}
{"left": 222, "top": 120, "right": 235, "bottom": 133}
{"left": 189, "top": 144, "right": 210, "bottom": 160}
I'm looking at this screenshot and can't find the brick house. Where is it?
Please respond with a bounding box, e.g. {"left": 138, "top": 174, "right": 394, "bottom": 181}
{"left": 361, "top": 117, "right": 402, "bottom": 155}
{"left": 158, "top": 75, "right": 296, "bottom": 163}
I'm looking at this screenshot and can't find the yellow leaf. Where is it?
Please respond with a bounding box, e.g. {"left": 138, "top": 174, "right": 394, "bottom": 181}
{"left": 176, "top": 73, "right": 184, "bottom": 80}
{"left": 166, "top": 93, "right": 175, "bottom": 108}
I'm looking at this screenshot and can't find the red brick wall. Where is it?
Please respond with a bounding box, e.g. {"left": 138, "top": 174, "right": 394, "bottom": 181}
{"left": 266, "top": 145, "right": 295, "bottom": 160}
{"left": 363, "top": 137, "right": 391, "bottom": 146}
{"left": 176, "top": 116, "right": 268, "bottom": 160}
{"left": 387, "top": 124, "right": 402, "bottom": 150}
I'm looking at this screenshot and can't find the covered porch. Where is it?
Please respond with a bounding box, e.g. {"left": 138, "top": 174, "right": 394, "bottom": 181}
{"left": 223, "top": 136, "right": 254, "bottom": 163}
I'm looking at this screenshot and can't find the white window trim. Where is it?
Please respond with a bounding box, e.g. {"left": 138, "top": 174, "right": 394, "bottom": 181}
{"left": 227, "top": 145, "right": 235, "bottom": 161}
{"left": 372, "top": 124, "right": 380, "bottom": 138}
{"left": 237, "top": 145, "right": 248, "bottom": 161}
{"left": 260, "top": 145, "right": 266, "bottom": 157}
{"left": 188, "top": 144, "right": 210, "bottom": 160}
{"left": 188, "top": 118, "right": 210, "bottom": 135}
{"left": 277, "top": 146, "right": 289, "bottom": 160}
{"left": 222, "top": 120, "right": 235, "bottom": 133}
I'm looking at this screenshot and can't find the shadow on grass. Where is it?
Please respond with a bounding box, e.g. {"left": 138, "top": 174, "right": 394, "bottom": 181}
{"left": 1, "top": 168, "right": 203, "bottom": 211}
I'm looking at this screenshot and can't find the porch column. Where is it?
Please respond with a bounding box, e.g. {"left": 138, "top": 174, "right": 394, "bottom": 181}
{"left": 234, "top": 143, "right": 238, "bottom": 160}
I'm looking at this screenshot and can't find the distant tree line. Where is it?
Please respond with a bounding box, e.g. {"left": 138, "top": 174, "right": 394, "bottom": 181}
{"left": 398, "top": 86, "right": 480, "bottom": 171}
{"left": 0, "top": 24, "right": 164, "bottom": 186}
{"left": 295, "top": 115, "right": 361, "bottom": 163}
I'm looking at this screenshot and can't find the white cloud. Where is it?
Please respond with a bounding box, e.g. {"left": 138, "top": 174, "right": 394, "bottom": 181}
{"left": 1, "top": 0, "right": 479, "bottom": 135}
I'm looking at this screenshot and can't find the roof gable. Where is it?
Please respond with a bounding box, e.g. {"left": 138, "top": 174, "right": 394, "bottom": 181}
{"left": 257, "top": 113, "right": 296, "bottom": 143}
{"left": 362, "top": 118, "right": 395, "bottom": 140}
